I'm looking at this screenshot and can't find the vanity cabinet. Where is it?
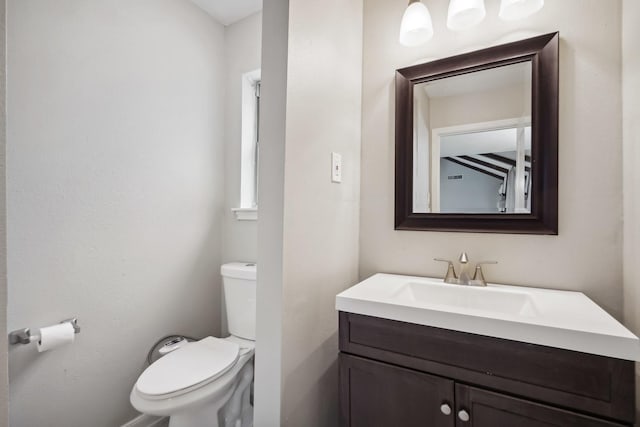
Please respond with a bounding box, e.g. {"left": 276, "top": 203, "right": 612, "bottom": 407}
{"left": 339, "top": 312, "right": 635, "bottom": 427}
{"left": 341, "top": 354, "right": 454, "bottom": 427}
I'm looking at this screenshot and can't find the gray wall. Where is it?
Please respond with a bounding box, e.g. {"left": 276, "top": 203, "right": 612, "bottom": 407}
{"left": 0, "top": 0, "right": 7, "bottom": 425}
{"left": 222, "top": 11, "right": 262, "bottom": 265}
{"left": 7, "top": 1, "right": 225, "bottom": 425}
{"left": 622, "top": 0, "right": 640, "bottom": 413}
{"left": 360, "top": 0, "right": 624, "bottom": 318}
{"left": 440, "top": 160, "right": 501, "bottom": 213}
{"left": 220, "top": 12, "right": 262, "bottom": 337}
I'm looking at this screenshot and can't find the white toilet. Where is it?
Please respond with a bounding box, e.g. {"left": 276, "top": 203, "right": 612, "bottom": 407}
{"left": 130, "top": 262, "right": 257, "bottom": 427}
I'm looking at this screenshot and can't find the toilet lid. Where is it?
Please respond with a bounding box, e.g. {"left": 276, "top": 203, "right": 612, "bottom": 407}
{"left": 136, "top": 337, "right": 240, "bottom": 397}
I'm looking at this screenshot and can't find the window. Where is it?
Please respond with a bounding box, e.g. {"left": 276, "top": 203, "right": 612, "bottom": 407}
{"left": 233, "top": 69, "right": 261, "bottom": 221}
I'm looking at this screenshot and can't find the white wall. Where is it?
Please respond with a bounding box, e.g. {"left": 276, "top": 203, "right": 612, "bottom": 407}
{"left": 622, "top": 0, "right": 640, "bottom": 413}
{"left": 254, "top": 1, "right": 363, "bottom": 425}
{"left": 254, "top": 0, "right": 288, "bottom": 424}
{"left": 7, "top": 1, "right": 225, "bottom": 426}
{"left": 222, "top": 12, "right": 262, "bottom": 264}
{"left": 279, "top": 0, "right": 362, "bottom": 425}
{"left": 429, "top": 83, "right": 529, "bottom": 129}
{"left": 361, "top": 0, "right": 624, "bottom": 317}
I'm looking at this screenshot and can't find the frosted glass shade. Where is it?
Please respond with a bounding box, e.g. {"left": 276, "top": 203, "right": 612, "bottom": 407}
{"left": 499, "top": 0, "right": 544, "bottom": 21}
{"left": 447, "top": 0, "right": 486, "bottom": 31}
{"left": 399, "top": 1, "right": 434, "bottom": 47}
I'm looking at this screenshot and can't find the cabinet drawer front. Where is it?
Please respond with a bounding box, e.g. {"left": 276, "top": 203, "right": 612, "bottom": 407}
{"left": 339, "top": 312, "right": 635, "bottom": 423}
{"left": 340, "top": 353, "right": 455, "bottom": 427}
{"left": 455, "top": 384, "right": 628, "bottom": 427}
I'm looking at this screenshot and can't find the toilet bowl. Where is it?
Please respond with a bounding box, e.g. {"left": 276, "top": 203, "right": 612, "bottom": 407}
{"left": 130, "top": 262, "right": 257, "bottom": 427}
{"left": 130, "top": 336, "right": 254, "bottom": 427}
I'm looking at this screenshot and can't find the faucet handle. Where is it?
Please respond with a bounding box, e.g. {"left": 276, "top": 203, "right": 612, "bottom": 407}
{"left": 476, "top": 260, "right": 498, "bottom": 266}
{"left": 473, "top": 261, "right": 497, "bottom": 283}
{"left": 434, "top": 258, "right": 458, "bottom": 283}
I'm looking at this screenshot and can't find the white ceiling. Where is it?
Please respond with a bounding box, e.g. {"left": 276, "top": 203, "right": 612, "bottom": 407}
{"left": 190, "top": 0, "right": 262, "bottom": 26}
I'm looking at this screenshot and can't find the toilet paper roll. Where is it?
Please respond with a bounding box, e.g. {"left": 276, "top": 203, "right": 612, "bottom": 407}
{"left": 36, "top": 322, "right": 75, "bottom": 352}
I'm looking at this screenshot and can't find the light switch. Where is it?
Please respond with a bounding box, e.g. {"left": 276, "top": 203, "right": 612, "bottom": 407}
{"left": 331, "top": 152, "right": 342, "bottom": 183}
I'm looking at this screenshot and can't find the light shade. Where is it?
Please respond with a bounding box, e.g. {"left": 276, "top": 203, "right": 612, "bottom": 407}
{"left": 399, "top": 1, "right": 434, "bottom": 47}
{"left": 499, "top": 0, "right": 544, "bottom": 21}
{"left": 447, "top": 0, "right": 486, "bottom": 31}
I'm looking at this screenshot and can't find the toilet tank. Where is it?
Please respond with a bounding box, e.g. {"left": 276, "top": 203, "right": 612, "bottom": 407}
{"left": 221, "top": 262, "right": 257, "bottom": 340}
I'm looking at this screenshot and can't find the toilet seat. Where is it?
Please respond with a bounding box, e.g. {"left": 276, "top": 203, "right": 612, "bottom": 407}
{"left": 131, "top": 348, "right": 254, "bottom": 417}
{"left": 136, "top": 337, "right": 240, "bottom": 400}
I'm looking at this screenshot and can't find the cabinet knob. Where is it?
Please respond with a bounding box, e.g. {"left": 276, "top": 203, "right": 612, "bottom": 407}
{"left": 440, "top": 403, "right": 452, "bottom": 415}
{"left": 458, "top": 409, "right": 470, "bottom": 422}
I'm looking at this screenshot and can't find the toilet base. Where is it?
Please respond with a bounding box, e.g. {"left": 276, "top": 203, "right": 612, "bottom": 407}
{"left": 219, "top": 360, "right": 253, "bottom": 427}
{"left": 168, "top": 361, "right": 254, "bottom": 427}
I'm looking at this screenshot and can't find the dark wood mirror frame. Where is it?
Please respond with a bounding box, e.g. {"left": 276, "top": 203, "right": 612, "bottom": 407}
{"left": 395, "top": 32, "right": 559, "bottom": 234}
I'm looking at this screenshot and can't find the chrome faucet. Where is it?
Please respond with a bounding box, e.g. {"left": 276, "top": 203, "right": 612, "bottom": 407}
{"left": 434, "top": 253, "right": 497, "bottom": 287}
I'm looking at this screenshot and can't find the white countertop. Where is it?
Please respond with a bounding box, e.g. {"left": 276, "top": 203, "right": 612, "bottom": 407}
{"left": 335, "top": 273, "right": 640, "bottom": 361}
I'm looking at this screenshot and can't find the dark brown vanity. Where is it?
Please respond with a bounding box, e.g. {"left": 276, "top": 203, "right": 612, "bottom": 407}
{"left": 339, "top": 312, "right": 635, "bottom": 427}
{"left": 342, "top": 30, "right": 638, "bottom": 427}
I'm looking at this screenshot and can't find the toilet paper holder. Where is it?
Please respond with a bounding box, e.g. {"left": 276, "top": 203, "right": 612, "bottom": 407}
{"left": 9, "top": 318, "right": 80, "bottom": 345}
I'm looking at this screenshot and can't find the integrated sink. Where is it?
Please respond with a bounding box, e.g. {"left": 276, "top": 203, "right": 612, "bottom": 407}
{"left": 336, "top": 273, "right": 640, "bottom": 360}
{"left": 390, "top": 280, "right": 539, "bottom": 317}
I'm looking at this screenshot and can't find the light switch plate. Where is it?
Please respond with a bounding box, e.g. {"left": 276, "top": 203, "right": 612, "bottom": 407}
{"left": 331, "top": 152, "right": 342, "bottom": 183}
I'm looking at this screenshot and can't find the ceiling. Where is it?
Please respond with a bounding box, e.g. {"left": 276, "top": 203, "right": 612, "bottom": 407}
{"left": 190, "top": 0, "right": 262, "bottom": 26}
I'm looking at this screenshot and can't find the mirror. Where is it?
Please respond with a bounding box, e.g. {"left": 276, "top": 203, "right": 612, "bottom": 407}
{"left": 395, "top": 33, "right": 558, "bottom": 234}
{"left": 413, "top": 62, "right": 532, "bottom": 214}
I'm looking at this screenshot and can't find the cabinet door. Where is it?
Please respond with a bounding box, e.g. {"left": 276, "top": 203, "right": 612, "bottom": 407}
{"left": 455, "top": 384, "right": 628, "bottom": 427}
{"left": 340, "top": 353, "right": 455, "bottom": 427}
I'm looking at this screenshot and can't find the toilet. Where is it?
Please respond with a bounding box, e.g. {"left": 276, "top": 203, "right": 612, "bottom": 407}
{"left": 130, "top": 262, "right": 257, "bottom": 427}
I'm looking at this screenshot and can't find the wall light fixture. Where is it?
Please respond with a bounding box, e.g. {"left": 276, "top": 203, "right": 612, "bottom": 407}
{"left": 399, "top": 0, "right": 434, "bottom": 47}
{"left": 399, "top": 0, "right": 544, "bottom": 47}
{"left": 447, "top": 0, "right": 486, "bottom": 31}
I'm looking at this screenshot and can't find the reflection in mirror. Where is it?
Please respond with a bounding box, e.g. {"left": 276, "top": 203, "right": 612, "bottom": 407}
{"left": 412, "top": 62, "right": 532, "bottom": 214}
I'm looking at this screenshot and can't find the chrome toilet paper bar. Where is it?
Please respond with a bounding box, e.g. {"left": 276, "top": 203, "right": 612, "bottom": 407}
{"left": 9, "top": 318, "right": 80, "bottom": 345}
